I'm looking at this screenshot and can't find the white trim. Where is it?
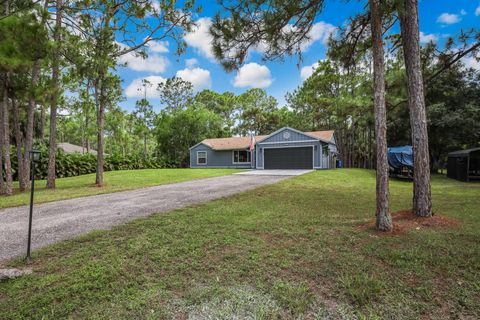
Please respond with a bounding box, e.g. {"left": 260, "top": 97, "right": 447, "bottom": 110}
{"left": 258, "top": 139, "right": 318, "bottom": 145}
{"left": 190, "top": 141, "right": 212, "bottom": 150}
{"left": 232, "top": 150, "right": 251, "bottom": 164}
{"left": 261, "top": 144, "right": 315, "bottom": 169}
{"left": 196, "top": 151, "right": 207, "bottom": 165}
{"left": 259, "top": 127, "right": 331, "bottom": 144}
{"left": 191, "top": 165, "right": 251, "bottom": 168}
{"left": 319, "top": 143, "right": 323, "bottom": 169}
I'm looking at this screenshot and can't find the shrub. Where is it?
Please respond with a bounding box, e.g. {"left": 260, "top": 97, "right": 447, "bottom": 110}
{"left": 9, "top": 146, "right": 168, "bottom": 181}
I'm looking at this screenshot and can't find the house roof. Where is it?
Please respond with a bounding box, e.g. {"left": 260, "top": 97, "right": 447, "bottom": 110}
{"left": 448, "top": 147, "right": 480, "bottom": 157}
{"left": 304, "top": 130, "right": 335, "bottom": 143}
{"left": 201, "top": 136, "right": 267, "bottom": 150}
{"left": 195, "top": 129, "right": 335, "bottom": 151}
{"left": 58, "top": 142, "right": 97, "bottom": 155}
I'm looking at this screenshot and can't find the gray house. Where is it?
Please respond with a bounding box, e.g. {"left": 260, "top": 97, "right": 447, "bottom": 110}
{"left": 189, "top": 127, "right": 338, "bottom": 170}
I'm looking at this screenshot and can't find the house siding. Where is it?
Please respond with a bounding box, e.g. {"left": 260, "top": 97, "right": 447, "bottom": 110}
{"left": 190, "top": 127, "right": 337, "bottom": 169}
{"left": 190, "top": 144, "right": 253, "bottom": 168}
{"left": 256, "top": 140, "right": 325, "bottom": 168}
{"left": 256, "top": 128, "right": 332, "bottom": 169}
{"left": 259, "top": 128, "right": 317, "bottom": 144}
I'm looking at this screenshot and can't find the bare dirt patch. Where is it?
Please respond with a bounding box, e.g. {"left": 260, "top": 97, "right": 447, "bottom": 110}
{"left": 359, "top": 210, "right": 458, "bottom": 236}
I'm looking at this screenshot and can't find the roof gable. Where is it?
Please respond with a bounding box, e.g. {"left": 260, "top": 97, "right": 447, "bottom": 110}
{"left": 259, "top": 127, "right": 319, "bottom": 144}
{"left": 190, "top": 128, "right": 336, "bottom": 150}
{"left": 262, "top": 127, "right": 335, "bottom": 144}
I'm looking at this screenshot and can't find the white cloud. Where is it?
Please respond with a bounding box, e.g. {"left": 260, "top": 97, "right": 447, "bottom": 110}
{"left": 419, "top": 32, "right": 438, "bottom": 44}
{"left": 176, "top": 67, "right": 212, "bottom": 91}
{"left": 184, "top": 17, "right": 215, "bottom": 60}
{"left": 460, "top": 9, "right": 467, "bottom": 15}
{"left": 302, "top": 21, "right": 336, "bottom": 49}
{"left": 232, "top": 63, "right": 273, "bottom": 88}
{"left": 118, "top": 52, "right": 169, "bottom": 73}
{"left": 185, "top": 58, "right": 199, "bottom": 68}
{"left": 300, "top": 62, "right": 320, "bottom": 80}
{"left": 147, "top": 1, "right": 161, "bottom": 16}
{"left": 147, "top": 40, "right": 169, "bottom": 53}
{"left": 117, "top": 42, "right": 169, "bottom": 73}
{"left": 257, "top": 21, "right": 335, "bottom": 53}
{"left": 184, "top": 17, "right": 335, "bottom": 63}
{"left": 476, "top": 6, "right": 480, "bottom": 16}
{"left": 437, "top": 13, "right": 461, "bottom": 24}
{"left": 120, "top": 54, "right": 169, "bottom": 73}
{"left": 125, "top": 76, "right": 165, "bottom": 98}
{"left": 462, "top": 55, "right": 480, "bottom": 70}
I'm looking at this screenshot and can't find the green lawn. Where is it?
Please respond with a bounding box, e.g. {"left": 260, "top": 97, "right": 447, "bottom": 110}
{"left": 0, "top": 168, "right": 241, "bottom": 209}
{"left": 1, "top": 169, "right": 479, "bottom": 319}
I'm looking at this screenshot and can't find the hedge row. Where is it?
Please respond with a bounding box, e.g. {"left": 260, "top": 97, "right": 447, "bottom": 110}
{"left": 8, "top": 147, "right": 170, "bottom": 181}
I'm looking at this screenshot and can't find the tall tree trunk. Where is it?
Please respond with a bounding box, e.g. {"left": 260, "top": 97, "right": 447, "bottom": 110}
{"left": 23, "top": 0, "right": 48, "bottom": 187}
{"left": 84, "top": 82, "right": 91, "bottom": 154}
{"left": 46, "top": 0, "right": 62, "bottom": 189}
{"left": 398, "top": 0, "right": 432, "bottom": 217}
{"left": 1, "top": 0, "right": 12, "bottom": 195}
{"left": 0, "top": 88, "right": 5, "bottom": 195}
{"left": 369, "top": 126, "right": 374, "bottom": 169}
{"left": 85, "top": 107, "right": 90, "bottom": 153}
{"left": 95, "top": 80, "right": 104, "bottom": 187}
{"left": 1, "top": 83, "right": 13, "bottom": 195}
{"left": 23, "top": 60, "right": 40, "bottom": 190}
{"left": 12, "top": 98, "right": 26, "bottom": 190}
{"left": 370, "top": 0, "right": 392, "bottom": 231}
{"left": 144, "top": 134, "right": 147, "bottom": 157}
{"left": 0, "top": 149, "right": 4, "bottom": 195}
{"left": 40, "top": 106, "right": 45, "bottom": 140}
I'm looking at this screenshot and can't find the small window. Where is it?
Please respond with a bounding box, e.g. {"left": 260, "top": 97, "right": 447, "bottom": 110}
{"left": 197, "top": 151, "right": 207, "bottom": 165}
{"left": 233, "top": 150, "right": 251, "bottom": 163}
{"left": 323, "top": 147, "right": 329, "bottom": 157}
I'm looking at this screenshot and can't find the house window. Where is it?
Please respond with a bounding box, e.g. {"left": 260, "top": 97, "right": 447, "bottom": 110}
{"left": 197, "top": 151, "right": 207, "bottom": 165}
{"left": 323, "top": 146, "right": 329, "bottom": 157}
{"left": 233, "top": 150, "right": 251, "bottom": 163}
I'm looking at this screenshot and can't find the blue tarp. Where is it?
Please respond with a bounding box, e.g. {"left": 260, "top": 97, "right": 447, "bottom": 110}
{"left": 388, "top": 145, "right": 413, "bottom": 169}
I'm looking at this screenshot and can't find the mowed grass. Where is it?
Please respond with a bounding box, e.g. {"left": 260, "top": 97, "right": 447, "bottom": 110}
{"left": 0, "top": 169, "right": 479, "bottom": 319}
{"left": 0, "top": 168, "right": 242, "bottom": 209}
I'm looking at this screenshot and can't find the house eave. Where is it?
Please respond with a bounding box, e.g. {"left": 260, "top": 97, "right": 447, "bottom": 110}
{"left": 259, "top": 126, "right": 332, "bottom": 144}
{"left": 189, "top": 141, "right": 213, "bottom": 150}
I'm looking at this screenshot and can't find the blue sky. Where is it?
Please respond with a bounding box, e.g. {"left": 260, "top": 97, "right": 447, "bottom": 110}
{"left": 116, "top": 0, "right": 480, "bottom": 112}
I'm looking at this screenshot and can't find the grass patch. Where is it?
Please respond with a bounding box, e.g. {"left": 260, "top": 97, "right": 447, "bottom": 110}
{"left": 186, "top": 285, "right": 283, "bottom": 319}
{"left": 0, "top": 169, "right": 479, "bottom": 319}
{"left": 339, "top": 272, "right": 385, "bottom": 306}
{"left": 271, "top": 280, "right": 314, "bottom": 314}
{"left": 0, "top": 168, "right": 241, "bottom": 209}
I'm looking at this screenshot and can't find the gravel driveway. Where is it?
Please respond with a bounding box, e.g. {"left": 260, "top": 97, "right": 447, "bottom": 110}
{"left": 0, "top": 174, "right": 288, "bottom": 263}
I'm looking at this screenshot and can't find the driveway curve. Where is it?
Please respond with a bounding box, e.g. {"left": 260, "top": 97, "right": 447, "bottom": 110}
{"left": 0, "top": 174, "right": 288, "bottom": 263}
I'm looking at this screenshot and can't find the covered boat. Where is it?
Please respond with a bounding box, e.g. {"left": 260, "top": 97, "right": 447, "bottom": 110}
{"left": 388, "top": 145, "right": 413, "bottom": 179}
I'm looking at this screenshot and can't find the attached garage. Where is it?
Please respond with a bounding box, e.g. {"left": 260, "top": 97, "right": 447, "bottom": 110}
{"left": 264, "top": 147, "right": 313, "bottom": 169}
{"left": 190, "top": 127, "right": 338, "bottom": 169}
